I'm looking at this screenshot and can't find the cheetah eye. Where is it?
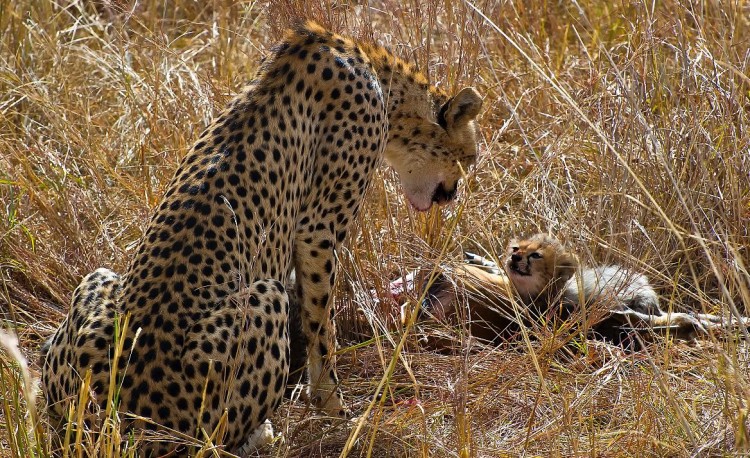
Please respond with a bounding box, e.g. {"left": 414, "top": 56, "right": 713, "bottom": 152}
{"left": 511, "top": 246, "right": 519, "bottom": 252}
{"left": 528, "top": 252, "right": 542, "bottom": 259}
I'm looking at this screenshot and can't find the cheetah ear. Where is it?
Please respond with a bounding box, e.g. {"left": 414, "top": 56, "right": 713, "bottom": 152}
{"left": 438, "top": 87, "right": 482, "bottom": 130}
{"left": 556, "top": 261, "right": 577, "bottom": 277}
{"left": 555, "top": 257, "right": 579, "bottom": 283}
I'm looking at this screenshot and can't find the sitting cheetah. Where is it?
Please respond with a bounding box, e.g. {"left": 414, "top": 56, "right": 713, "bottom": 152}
{"left": 40, "top": 21, "right": 482, "bottom": 455}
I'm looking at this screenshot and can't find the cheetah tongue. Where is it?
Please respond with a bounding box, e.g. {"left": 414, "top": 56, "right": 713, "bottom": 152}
{"left": 405, "top": 193, "right": 433, "bottom": 212}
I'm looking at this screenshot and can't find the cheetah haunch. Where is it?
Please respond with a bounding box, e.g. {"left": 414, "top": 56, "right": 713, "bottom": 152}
{"left": 41, "top": 21, "right": 482, "bottom": 455}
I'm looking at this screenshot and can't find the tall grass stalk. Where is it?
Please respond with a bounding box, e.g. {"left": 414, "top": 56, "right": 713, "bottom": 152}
{"left": 0, "top": 330, "right": 48, "bottom": 458}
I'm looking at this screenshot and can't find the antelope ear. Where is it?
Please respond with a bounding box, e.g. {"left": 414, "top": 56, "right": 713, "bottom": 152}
{"left": 437, "top": 87, "right": 483, "bottom": 130}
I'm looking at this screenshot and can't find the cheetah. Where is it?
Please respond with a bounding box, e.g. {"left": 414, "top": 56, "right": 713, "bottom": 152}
{"left": 40, "top": 21, "right": 482, "bottom": 455}
{"left": 418, "top": 234, "right": 746, "bottom": 346}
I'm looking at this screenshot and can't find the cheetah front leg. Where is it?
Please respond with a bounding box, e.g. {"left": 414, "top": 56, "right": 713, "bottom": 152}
{"left": 293, "top": 231, "right": 348, "bottom": 418}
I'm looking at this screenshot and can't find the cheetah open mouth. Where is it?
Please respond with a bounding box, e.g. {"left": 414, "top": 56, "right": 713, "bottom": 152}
{"left": 431, "top": 182, "right": 457, "bottom": 206}
{"left": 403, "top": 182, "right": 456, "bottom": 212}
{"left": 507, "top": 264, "right": 532, "bottom": 276}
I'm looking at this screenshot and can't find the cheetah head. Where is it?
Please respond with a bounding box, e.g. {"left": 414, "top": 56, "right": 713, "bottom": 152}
{"left": 385, "top": 87, "right": 482, "bottom": 211}
{"left": 505, "top": 233, "right": 578, "bottom": 302}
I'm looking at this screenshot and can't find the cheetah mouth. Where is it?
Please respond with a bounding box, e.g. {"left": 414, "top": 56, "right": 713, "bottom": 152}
{"left": 507, "top": 265, "right": 532, "bottom": 277}
{"left": 403, "top": 182, "right": 456, "bottom": 212}
{"left": 431, "top": 182, "right": 457, "bottom": 206}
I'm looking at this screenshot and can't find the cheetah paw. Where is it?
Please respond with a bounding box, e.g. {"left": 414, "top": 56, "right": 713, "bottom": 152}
{"left": 236, "top": 419, "right": 274, "bottom": 457}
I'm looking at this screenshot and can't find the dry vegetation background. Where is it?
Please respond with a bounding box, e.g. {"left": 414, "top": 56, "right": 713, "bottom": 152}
{"left": 1, "top": 0, "right": 750, "bottom": 456}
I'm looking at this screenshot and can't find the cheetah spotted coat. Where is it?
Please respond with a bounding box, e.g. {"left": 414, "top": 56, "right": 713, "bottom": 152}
{"left": 41, "top": 21, "right": 482, "bottom": 455}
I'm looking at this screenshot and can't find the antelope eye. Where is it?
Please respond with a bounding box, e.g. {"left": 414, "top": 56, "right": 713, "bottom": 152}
{"left": 528, "top": 252, "right": 542, "bottom": 259}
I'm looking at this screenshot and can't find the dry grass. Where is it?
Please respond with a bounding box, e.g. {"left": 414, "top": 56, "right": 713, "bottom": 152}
{"left": 1, "top": 0, "right": 749, "bottom": 456}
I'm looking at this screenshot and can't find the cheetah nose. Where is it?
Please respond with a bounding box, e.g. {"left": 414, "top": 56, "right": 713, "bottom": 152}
{"left": 431, "top": 183, "right": 457, "bottom": 205}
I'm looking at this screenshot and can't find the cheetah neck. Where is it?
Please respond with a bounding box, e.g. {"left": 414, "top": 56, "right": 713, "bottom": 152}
{"left": 359, "top": 44, "right": 447, "bottom": 123}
